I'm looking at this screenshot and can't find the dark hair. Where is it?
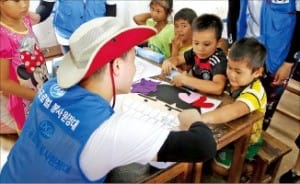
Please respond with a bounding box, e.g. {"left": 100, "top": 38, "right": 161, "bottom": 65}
{"left": 192, "top": 14, "right": 223, "bottom": 40}
{"left": 150, "top": 0, "right": 173, "bottom": 15}
{"left": 229, "top": 37, "right": 267, "bottom": 72}
{"left": 174, "top": 8, "right": 197, "bottom": 25}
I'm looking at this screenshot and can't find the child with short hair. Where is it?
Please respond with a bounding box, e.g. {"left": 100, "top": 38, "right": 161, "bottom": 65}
{"left": 0, "top": 0, "right": 49, "bottom": 133}
{"left": 171, "top": 8, "right": 197, "bottom": 57}
{"left": 161, "top": 14, "right": 227, "bottom": 95}
{"left": 133, "top": 0, "right": 174, "bottom": 58}
{"left": 179, "top": 37, "right": 267, "bottom": 176}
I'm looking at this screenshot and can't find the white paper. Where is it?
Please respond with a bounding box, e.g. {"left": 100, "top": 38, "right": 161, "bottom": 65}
{"left": 200, "top": 96, "right": 222, "bottom": 114}
{"left": 134, "top": 57, "right": 162, "bottom": 82}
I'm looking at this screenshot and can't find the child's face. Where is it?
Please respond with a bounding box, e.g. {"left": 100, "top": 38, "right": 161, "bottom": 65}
{"left": 150, "top": 3, "right": 168, "bottom": 23}
{"left": 192, "top": 28, "right": 220, "bottom": 59}
{"left": 226, "top": 58, "right": 262, "bottom": 88}
{"left": 174, "top": 19, "right": 193, "bottom": 43}
{"left": 0, "top": 0, "right": 29, "bottom": 19}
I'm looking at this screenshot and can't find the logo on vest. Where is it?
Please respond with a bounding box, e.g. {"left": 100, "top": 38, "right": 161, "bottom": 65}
{"left": 50, "top": 84, "right": 66, "bottom": 98}
{"left": 39, "top": 120, "right": 55, "bottom": 139}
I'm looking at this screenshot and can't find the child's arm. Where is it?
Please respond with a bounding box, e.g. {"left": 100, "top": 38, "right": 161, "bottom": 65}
{"left": 198, "top": 100, "right": 250, "bottom": 124}
{"left": 172, "top": 74, "right": 226, "bottom": 95}
{"left": 0, "top": 59, "right": 36, "bottom": 100}
{"left": 179, "top": 100, "right": 250, "bottom": 125}
{"left": 171, "top": 34, "right": 182, "bottom": 57}
{"left": 161, "top": 55, "right": 186, "bottom": 75}
{"left": 133, "top": 13, "right": 151, "bottom": 25}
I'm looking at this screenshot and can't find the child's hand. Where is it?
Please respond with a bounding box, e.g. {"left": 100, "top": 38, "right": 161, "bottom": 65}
{"left": 272, "top": 62, "right": 293, "bottom": 85}
{"left": 171, "top": 35, "right": 183, "bottom": 53}
{"left": 172, "top": 71, "right": 187, "bottom": 87}
{"left": 178, "top": 109, "right": 201, "bottom": 130}
{"left": 161, "top": 59, "right": 176, "bottom": 75}
{"left": 27, "top": 11, "right": 41, "bottom": 25}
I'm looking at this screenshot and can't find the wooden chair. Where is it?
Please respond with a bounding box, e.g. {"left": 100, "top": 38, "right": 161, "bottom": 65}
{"left": 251, "top": 131, "right": 292, "bottom": 183}
{"left": 192, "top": 162, "right": 203, "bottom": 183}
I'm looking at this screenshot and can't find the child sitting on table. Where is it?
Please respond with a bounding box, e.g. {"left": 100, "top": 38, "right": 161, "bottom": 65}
{"left": 179, "top": 37, "right": 267, "bottom": 177}
{"left": 133, "top": 0, "right": 174, "bottom": 58}
{"left": 171, "top": 8, "right": 197, "bottom": 57}
{"left": 161, "top": 14, "right": 227, "bottom": 95}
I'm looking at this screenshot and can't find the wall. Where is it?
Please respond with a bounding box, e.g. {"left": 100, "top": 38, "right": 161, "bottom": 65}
{"left": 30, "top": 0, "right": 228, "bottom": 48}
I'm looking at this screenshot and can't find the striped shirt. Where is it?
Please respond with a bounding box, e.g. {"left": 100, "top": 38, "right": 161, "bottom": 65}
{"left": 236, "top": 79, "right": 267, "bottom": 144}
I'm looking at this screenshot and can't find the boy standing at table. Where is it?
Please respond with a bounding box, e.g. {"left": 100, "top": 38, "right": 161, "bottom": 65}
{"left": 161, "top": 14, "right": 227, "bottom": 95}
{"left": 179, "top": 37, "right": 267, "bottom": 177}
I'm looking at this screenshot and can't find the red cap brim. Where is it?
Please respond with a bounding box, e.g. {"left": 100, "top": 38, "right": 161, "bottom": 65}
{"left": 83, "top": 26, "right": 156, "bottom": 80}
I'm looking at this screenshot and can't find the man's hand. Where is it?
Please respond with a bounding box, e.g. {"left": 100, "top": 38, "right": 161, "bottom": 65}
{"left": 178, "top": 109, "right": 201, "bottom": 131}
{"left": 27, "top": 11, "right": 41, "bottom": 25}
{"left": 272, "top": 62, "right": 293, "bottom": 85}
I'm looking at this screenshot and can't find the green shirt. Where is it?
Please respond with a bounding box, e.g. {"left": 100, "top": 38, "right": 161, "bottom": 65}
{"left": 146, "top": 19, "right": 174, "bottom": 58}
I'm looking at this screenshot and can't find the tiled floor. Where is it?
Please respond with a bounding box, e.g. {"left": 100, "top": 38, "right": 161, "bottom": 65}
{"left": 0, "top": 85, "right": 299, "bottom": 182}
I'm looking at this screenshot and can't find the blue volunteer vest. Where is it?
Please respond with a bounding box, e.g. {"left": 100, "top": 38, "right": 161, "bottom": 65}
{"left": 237, "top": 0, "right": 296, "bottom": 74}
{"left": 53, "top": 0, "right": 106, "bottom": 39}
{"left": 0, "top": 79, "right": 114, "bottom": 182}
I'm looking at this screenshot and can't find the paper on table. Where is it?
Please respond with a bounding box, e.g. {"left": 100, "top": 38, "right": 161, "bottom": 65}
{"left": 200, "top": 96, "right": 222, "bottom": 114}
{"left": 178, "top": 90, "right": 222, "bottom": 114}
{"left": 134, "top": 57, "right": 162, "bottom": 82}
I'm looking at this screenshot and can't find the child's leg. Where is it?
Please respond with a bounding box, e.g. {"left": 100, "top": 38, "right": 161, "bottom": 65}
{"left": 0, "top": 94, "right": 17, "bottom": 134}
{"left": 212, "top": 147, "right": 233, "bottom": 176}
{"left": 0, "top": 122, "right": 17, "bottom": 134}
{"left": 212, "top": 138, "right": 263, "bottom": 177}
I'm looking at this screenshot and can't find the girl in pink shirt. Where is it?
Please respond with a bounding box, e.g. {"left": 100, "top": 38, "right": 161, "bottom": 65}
{"left": 0, "top": 0, "right": 49, "bottom": 133}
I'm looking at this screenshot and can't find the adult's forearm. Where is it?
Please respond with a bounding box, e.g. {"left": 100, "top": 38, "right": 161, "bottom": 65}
{"left": 157, "top": 122, "right": 217, "bottom": 162}
{"left": 106, "top": 4, "right": 117, "bottom": 17}
{"left": 36, "top": 0, "right": 55, "bottom": 22}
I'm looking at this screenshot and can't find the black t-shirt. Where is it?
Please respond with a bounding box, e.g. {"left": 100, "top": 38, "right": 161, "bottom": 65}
{"left": 184, "top": 48, "right": 227, "bottom": 80}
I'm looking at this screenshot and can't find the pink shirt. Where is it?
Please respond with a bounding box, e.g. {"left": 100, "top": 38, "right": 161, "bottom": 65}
{"left": 0, "top": 16, "right": 49, "bottom": 130}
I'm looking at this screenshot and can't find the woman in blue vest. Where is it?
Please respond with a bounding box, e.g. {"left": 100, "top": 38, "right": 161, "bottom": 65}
{"left": 0, "top": 17, "right": 216, "bottom": 183}
{"left": 227, "top": 0, "right": 298, "bottom": 130}
{"left": 34, "top": 0, "right": 117, "bottom": 53}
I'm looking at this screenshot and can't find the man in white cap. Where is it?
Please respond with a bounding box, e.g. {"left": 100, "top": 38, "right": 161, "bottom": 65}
{"left": 0, "top": 17, "right": 216, "bottom": 183}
